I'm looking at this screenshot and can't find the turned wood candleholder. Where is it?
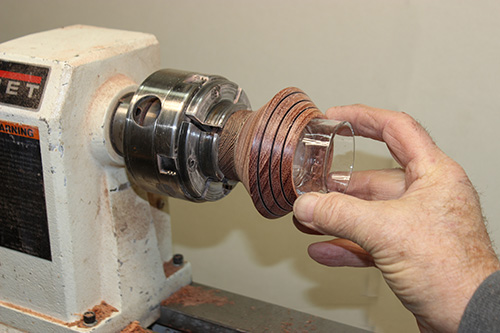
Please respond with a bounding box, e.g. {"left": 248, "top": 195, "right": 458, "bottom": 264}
{"left": 218, "top": 87, "right": 348, "bottom": 219}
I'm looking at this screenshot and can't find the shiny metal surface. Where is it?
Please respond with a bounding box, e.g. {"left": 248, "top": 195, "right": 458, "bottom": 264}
{"left": 118, "top": 69, "right": 251, "bottom": 202}
{"left": 110, "top": 92, "right": 133, "bottom": 157}
{"left": 159, "top": 283, "right": 372, "bottom": 333}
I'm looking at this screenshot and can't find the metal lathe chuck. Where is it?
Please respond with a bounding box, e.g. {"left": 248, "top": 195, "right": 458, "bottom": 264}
{"left": 111, "top": 69, "right": 251, "bottom": 202}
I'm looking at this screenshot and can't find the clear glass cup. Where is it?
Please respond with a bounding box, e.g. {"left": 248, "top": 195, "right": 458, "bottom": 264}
{"left": 292, "top": 118, "right": 355, "bottom": 195}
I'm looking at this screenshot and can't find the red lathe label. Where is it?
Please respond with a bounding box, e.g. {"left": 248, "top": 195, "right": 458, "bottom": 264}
{"left": 0, "top": 119, "right": 51, "bottom": 260}
{"left": 0, "top": 60, "right": 49, "bottom": 111}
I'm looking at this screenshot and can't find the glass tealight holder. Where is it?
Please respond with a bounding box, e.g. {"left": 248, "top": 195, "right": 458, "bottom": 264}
{"left": 292, "top": 118, "right": 355, "bottom": 195}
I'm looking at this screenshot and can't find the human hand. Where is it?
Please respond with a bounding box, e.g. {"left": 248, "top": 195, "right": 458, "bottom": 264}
{"left": 292, "top": 105, "right": 500, "bottom": 332}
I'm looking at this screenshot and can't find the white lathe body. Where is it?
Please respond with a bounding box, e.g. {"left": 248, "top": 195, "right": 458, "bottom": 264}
{"left": 0, "top": 26, "right": 191, "bottom": 332}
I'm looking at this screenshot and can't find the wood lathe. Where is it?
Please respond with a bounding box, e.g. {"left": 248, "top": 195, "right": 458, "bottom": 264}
{"left": 0, "top": 25, "right": 357, "bottom": 332}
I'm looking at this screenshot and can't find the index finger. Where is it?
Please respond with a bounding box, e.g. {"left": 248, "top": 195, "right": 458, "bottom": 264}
{"left": 326, "top": 105, "right": 441, "bottom": 168}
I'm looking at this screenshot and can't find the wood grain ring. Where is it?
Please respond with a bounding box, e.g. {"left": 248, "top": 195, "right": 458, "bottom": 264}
{"left": 245, "top": 89, "right": 303, "bottom": 217}
{"left": 252, "top": 89, "right": 311, "bottom": 217}
{"left": 267, "top": 102, "right": 317, "bottom": 211}
{"left": 276, "top": 106, "right": 323, "bottom": 207}
{"left": 255, "top": 93, "right": 311, "bottom": 215}
{"left": 281, "top": 109, "right": 325, "bottom": 205}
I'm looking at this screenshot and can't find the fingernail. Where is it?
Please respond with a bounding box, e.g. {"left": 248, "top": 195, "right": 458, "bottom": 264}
{"left": 293, "top": 193, "right": 320, "bottom": 223}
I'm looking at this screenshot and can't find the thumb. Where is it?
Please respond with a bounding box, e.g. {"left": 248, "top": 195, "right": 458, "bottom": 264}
{"left": 293, "top": 192, "right": 381, "bottom": 247}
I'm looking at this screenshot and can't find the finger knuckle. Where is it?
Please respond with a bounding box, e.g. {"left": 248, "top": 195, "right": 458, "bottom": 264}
{"left": 398, "top": 112, "right": 420, "bottom": 130}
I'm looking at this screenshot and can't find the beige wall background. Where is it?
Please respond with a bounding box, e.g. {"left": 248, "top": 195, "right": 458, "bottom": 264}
{"left": 2, "top": 1, "right": 500, "bottom": 331}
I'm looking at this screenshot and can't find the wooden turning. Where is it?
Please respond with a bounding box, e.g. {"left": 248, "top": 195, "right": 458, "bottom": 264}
{"left": 218, "top": 87, "right": 325, "bottom": 219}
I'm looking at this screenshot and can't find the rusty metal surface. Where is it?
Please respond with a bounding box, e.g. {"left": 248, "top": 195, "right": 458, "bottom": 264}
{"left": 158, "top": 283, "right": 371, "bottom": 333}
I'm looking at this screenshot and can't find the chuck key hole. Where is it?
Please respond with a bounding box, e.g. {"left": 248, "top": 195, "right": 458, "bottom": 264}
{"left": 133, "top": 96, "right": 161, "bottom": 126}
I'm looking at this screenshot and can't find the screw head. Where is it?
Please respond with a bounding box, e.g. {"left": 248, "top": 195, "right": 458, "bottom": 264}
{"left": 83, "top": 311, "right": 97, "bottom": 326}
{"left": 173, "top": 254, "right": 184, "bottom": 266}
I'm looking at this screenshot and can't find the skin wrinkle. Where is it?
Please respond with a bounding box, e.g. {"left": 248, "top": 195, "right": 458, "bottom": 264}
{"left": 359, "top": 105, "right": 383, "bottom": 139}
{"left": 316, "top": 195, "right": 352, "bottom": 233}
{"left": 382, "top": 119, "right": 406, "bottom": 164}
